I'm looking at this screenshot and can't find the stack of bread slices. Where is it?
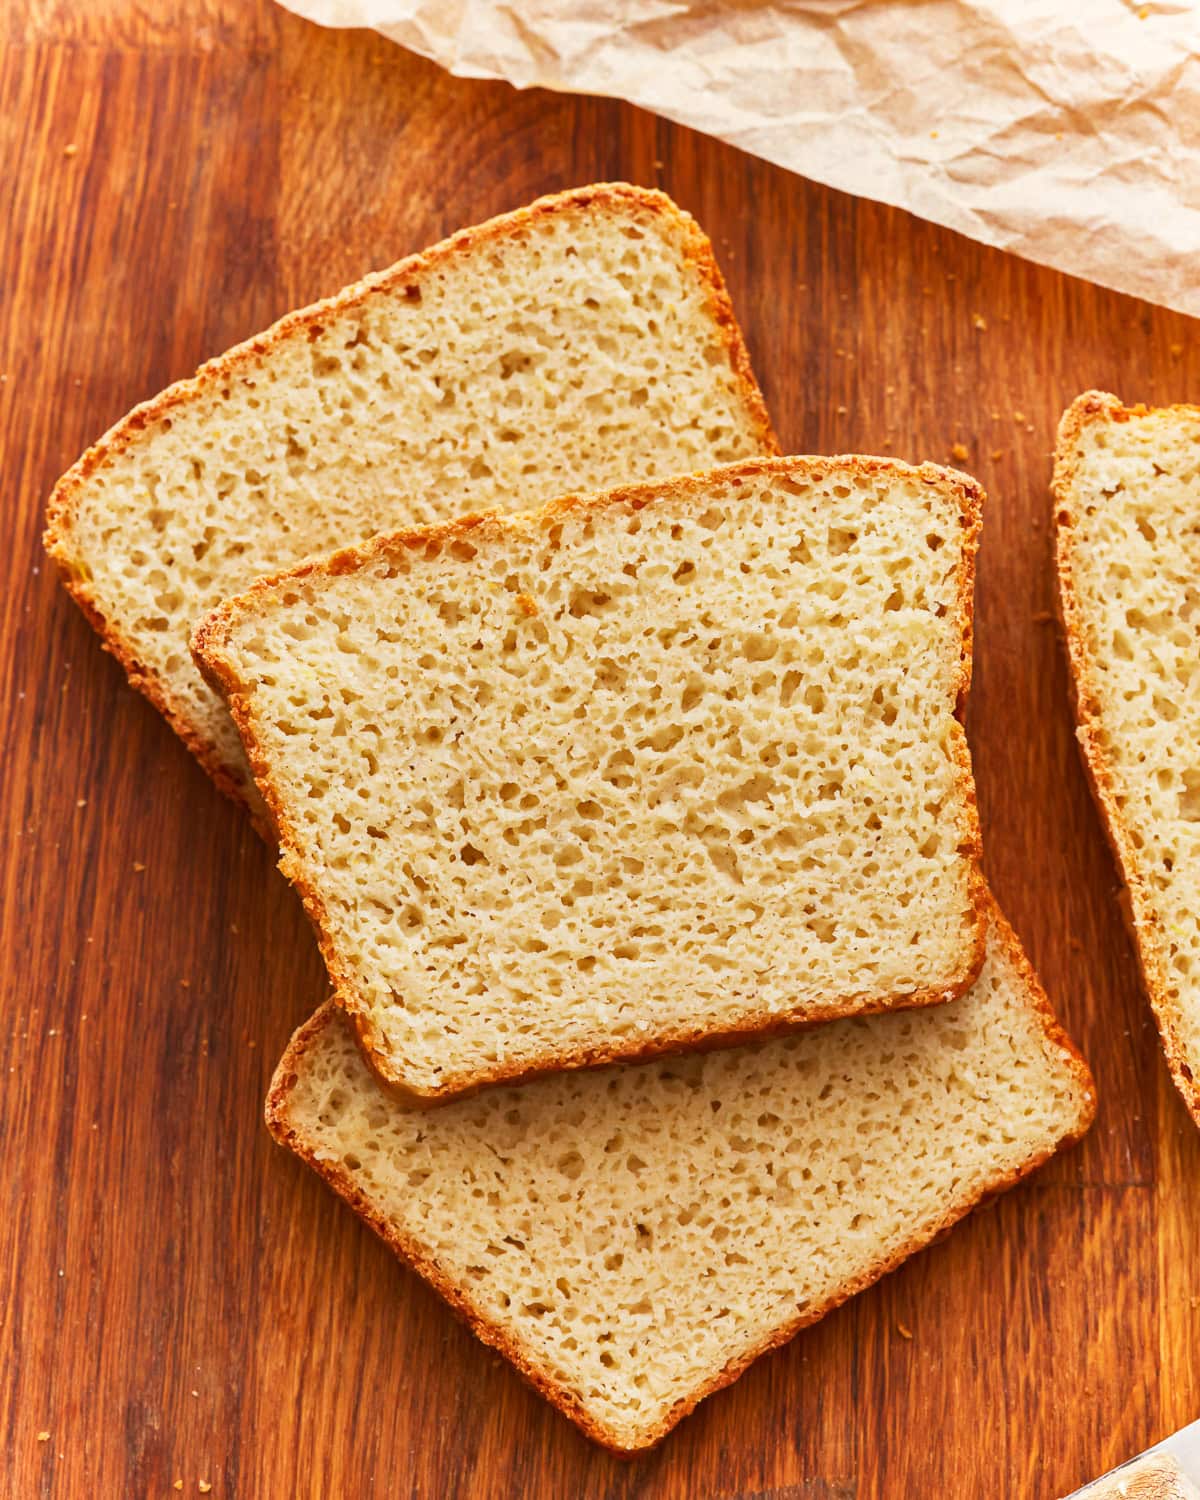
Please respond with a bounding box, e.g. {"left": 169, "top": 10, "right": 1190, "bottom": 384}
{"left": 44, "top": 184, "right": 1096, "bottom": 1453}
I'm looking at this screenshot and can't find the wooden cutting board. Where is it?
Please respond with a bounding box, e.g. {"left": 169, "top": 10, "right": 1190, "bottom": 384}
{"left": 2, "top": 3, "right": 1198, "bottom": 1495}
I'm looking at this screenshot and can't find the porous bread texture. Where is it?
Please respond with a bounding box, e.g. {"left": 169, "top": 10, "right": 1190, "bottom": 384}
{"left": 43, "top": 183, "right": 776, "bottom": 820}
{"left": 266, "top": 896, "right": 1095, "bottom": 1454}
{"left": 1054, "top": 391, "right": 1200, "bottom": 1126}
{"left": 197, "top": 455, "right": 987, "bottom": 1100}
{"left": 1069, "top": 1457, "right": 1200, "bottom": 1500}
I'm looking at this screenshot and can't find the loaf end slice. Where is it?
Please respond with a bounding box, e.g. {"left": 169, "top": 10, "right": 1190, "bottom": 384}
{"left": 197, "top": 453, "right": 987, "bottom": 1100}
{"left": 266, "top": 893, "right": 1094, "bottom": 1453}
{"left": 44, "top": 183, "right": 777, "bottom": 823}
{"left": 1054, "top": 391, "right": 1200, "bottom": 1125}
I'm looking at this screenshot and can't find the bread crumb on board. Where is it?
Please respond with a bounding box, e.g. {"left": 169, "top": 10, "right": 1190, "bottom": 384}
{"left": 896, "top": 1322, "right": 914, "bottom": 1340}
{"left": 950, "top": 442, "right": 969, "bottom": 461}
{"left": 37, "top": 1430, "right": 50, "bottom": 1443}
{"left": 972, "top": 312, "right": 987, "bottom": 331}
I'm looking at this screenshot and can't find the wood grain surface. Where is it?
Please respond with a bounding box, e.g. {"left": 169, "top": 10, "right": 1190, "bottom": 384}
{"left": 2, "top": 3, "right": 1198, "bottom": 1495}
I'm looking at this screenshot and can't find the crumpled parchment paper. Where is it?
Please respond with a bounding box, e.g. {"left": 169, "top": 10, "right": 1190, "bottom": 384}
{"left": 276, "top": 0, "right": 1200, "bottom": 318}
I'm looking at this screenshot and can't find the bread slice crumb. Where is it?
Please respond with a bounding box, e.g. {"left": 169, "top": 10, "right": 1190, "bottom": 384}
{"left": 197, "top": 454, "right": 987, "bottom": 1100}
{"left": 1054, "top": 390, "right": 1200, "bottom": 1126}
{"left": 266, "top": 893, "right": 1093, "bottom": 1452}
{"left": 43, "top": 184, "right": 775, "bottom": 825}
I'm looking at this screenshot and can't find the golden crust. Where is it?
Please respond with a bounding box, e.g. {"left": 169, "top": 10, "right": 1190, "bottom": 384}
{"left": 41, "top": 182, "right": 779, "bottom": 826}
{"left": 196, "top": 451, "right": 989, "bottom": 1103}
{"left": 1051, "top": 390, "right": 1200, "bottom": 1126}
{"left": 263, "top": 889, "right": 1095, "bottom": 1454}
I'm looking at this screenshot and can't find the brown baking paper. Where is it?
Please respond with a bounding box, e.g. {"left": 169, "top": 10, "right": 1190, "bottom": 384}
{"left": 276, "top": 0, "right": 1200, "bottom": 318}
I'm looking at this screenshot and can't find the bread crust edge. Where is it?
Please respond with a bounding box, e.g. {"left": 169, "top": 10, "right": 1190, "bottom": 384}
{"left": 196, "top": 451, "right": 990, "bottom": 1102}
{"left": 1051, "top": 388, "right": 1200, "bottom": 1127}
{"left": 262, "top": 888, "right": 1095, "bottom": 1455}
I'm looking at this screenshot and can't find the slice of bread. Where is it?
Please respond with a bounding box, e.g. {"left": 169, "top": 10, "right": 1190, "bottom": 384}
{"left": 195, "top": 454, "right": 987, "bottom": 1100}
{"left": 1054, "top": 392, "right": 1200, "bottom": 1125}
{"left": 43, "top": 184, "right": 776, "bottom": 823}
{"left": 266, "top": 894, "right": 1095, "bottom": 1454}
{"left": 1068, "top": 1457, "right": 1200, "bottom": 1500}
